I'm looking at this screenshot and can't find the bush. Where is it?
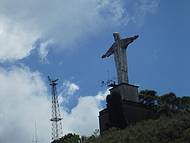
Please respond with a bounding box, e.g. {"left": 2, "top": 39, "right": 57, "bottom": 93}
{"left": 85, "top": 112, "right": 190, "bottom": 143}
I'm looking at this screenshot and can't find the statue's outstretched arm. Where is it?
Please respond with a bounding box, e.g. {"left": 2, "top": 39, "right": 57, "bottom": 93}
{"left": 125, "top": 35, "right": 139, "bottom": 44}
{"left": 126, "top": 35, "right": 139, "bottom": 44}
{"left": 121, "top": 35, "right": 139, "bottom": 48}
{"left": 102, "top": 43, "right": 116, "bottom": 58}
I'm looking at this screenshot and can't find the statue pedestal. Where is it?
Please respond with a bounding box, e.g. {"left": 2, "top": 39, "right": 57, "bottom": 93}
{"left": 110, "top": 83, "right": 139, "bottom": 102}
{"left": 98, "top": 83, "right": 159, "bottom": 135}
{"left": 99, "top": 100, "right": 159, "bottom": 135}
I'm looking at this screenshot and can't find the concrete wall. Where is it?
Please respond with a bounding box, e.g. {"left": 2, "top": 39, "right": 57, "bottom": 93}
{"left": 99, "top": 109, "right": 110, "bottom": 134}
{"left": 110, "top": 83, "right": 139, "bottom": 102}
{"left": 99, "top": 101, "right": 159, "bottom": 135}
{"left": 122, "top": 101, "right": 158, "bottom": 124}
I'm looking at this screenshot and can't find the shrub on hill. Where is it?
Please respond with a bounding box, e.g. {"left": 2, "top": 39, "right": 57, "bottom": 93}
{"left": 85, "top": 112, "right": 190, "bottom": 143}
{"left": 51, "top": 133, "right": 80, "bottom": 143}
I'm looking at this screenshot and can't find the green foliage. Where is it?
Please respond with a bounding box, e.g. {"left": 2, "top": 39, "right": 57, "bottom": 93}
{"left": 81, "top": 129, "right": 100, "bottom": 143}
{"left": 139, "top": 90, "right": 159, "bottom": 106}
{"left": 52, "top": 133, "right": 80, "bottom": 143}
{"left": 139, "top": 90, "right": 190, "bottom": 113}
{"left": 85, "top": 112, "right": 190, "bottom": 143}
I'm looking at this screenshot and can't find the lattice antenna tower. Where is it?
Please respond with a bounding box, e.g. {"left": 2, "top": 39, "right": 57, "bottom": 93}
{"left": 48, "top": 76, "right": 63, "bottom": 141}
{"left": 32, "top": 121, "right": 38, "bottom": 143}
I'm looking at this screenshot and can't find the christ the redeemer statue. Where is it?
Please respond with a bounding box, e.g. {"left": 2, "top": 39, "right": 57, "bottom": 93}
{"left": 102, "top": 32, "right": 139, "bottom": 84}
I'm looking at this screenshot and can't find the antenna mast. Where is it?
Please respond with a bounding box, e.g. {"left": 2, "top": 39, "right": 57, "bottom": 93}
{"left": 101, "top": 69, "right": 116, "bottom": 87}
{"left": 32, "top": 121, "right": 38, "bottom": 143}
{"left": 48, "top": 76, "right": 63, "bottom": 141}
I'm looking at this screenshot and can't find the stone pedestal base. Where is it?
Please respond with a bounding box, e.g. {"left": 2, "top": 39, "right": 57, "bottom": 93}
{"left": 110, "top": 83, "right": 139, "bottom": 102}
{"left": 99, "top": 101, "right": 159, "bottom": 135}
{"left": 98, "top": 83, "right": 159, "bottom": 135}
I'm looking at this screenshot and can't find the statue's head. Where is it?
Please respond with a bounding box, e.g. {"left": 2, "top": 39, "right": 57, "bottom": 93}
{"left": 113, "top": 32, "right": 120, "bottom": 41}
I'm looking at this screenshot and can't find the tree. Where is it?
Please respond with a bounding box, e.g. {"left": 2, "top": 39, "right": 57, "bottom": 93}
{"left": 160, "top": 92, "right": 177, "bottom": 110}
{"left": 52, "top": 133, "right": 80, "bottom": 143}
{"left": 180, "top": 96, "right": 190, "bottom": 111}
{"left": 139, "top": 90, "right": 159, "bottom": 106}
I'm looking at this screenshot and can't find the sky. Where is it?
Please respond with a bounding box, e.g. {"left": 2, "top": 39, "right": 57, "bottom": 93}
{"left": 0, "top": 0, "right": 189, "bottom": 142}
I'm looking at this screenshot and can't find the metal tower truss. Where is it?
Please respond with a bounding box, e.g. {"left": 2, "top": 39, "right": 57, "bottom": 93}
{"left": 48, "top": 76, "right": 63, "bottom": 141}
{"left": 32, "top": 121, "right": 38, "bottom": 143}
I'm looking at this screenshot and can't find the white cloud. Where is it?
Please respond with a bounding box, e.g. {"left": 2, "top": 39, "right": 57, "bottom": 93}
{"left": 0, "top": 66, "right": 51, "bottom": 143}
{"left": 0, "top": 0, "right": 129, "bottom": 62}
{"left": 58, "top": 81, "right": 80, "bottom": 107}
{"left": 132, "top": 0, "right": 160, "bottom": 25}
{"left": 62, "top": 89, "right": 110, "bottom": 136}
{"left": 0, "top": 15, "right": 38, "bottom": 62}
{"left": 0, "top": 65, "right": 110, "bottom": 141}
{"left": 0, "top": 0, "right": 160, "bottom": 62}
{"left": 38, "top": 40, "right": 53, "bottom": 63}
{"left": 62, "top": 81, "right": 80, "bottom": 96}
{"left": 0, "top": 0, "right": 162, "bottom": 62}
{"left": 97, "top": 0, "right": 130, "bottom": 25}
{"left": 58, "top": 80, "right": 80, "bottom": 111}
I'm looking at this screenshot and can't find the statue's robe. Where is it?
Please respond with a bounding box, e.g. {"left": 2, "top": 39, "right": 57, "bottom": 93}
{"left": 102, "top": 33, "right": 138, "bottom": 84}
